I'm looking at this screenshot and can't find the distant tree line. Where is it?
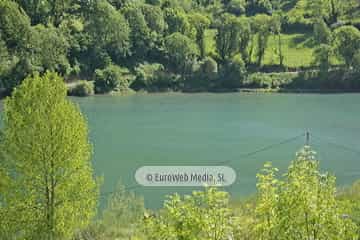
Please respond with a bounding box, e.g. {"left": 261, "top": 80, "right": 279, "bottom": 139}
{"left": 0, "top": 0, "right": 360, "bottom": 95}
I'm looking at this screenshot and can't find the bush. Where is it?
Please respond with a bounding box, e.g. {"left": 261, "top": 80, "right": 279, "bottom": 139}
{"left": 132, "top": 62, "right": 164, "bottom": 89}
{"left": 219, "top": 54, "right": 246, "bottom": 88}
{"left": 244, "top": 72, "right": 298, "bottom": 88}
{"left": 94, "top": 65, "right": 131, "bottom": 93}
{"left": 186, "top": 57, "right": 218, "bottom": 89}
{"left": 132, "top": 62, "right": 182, "bottom": 91}
{"left": 68, "top": 81, "right": 94, "bottom": 97}
{"left": 200, "top": 56, "right": 218, "bottom": 76}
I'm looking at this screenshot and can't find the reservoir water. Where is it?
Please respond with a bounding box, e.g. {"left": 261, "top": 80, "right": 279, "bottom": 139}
{"left": 72, "top": 93, "right": 360, "bottom": 208}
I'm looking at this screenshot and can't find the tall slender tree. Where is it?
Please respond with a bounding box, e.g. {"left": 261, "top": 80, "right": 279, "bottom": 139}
{"left": 0, "top": 72, "right": 99, "bottom": 240}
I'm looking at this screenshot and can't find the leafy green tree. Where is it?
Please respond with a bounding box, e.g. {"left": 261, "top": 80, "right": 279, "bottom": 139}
{"left": 269, "top": 13, "right": 284, "bottom": 67}
{"left": 164, "top": 32, "right": 199, "bottom": 76}
{"left": 220, "top": 54, "right": 247, "bottom": 88}
{"left": 0, "top": 36, "right": 13, "bottom": 81}
{"left": 313, "top": 18, "right": 332, "bottom": 44}
{"left": 215, "top": 14, "right": 249, "bottom": 62}
{"left": 313, "top": 44, "right": 333, "bottom": 74}
{"left": 31, "top": 24, "right": 71, "bottom": 76}
{"left": 334, "top": 26, "right": 360, "bottom": 69}
{"left": 226, "top": 0, "right": 246, "bottom": 16}
{"left": 0, "top": 72, "right": 99, "bottom": 240}
{"left": 14, "top": 0, "right": 50, "bottom": 24}
{"left": 145, "top": 188, "right": 232, "bottom": 240}
{"left": 86, "top": 0, "right": 130, "bottom": 60}
{"left": 141, "top": 4, "right": 166, "bottom": 35}
{"left": 306, "top": 0, "right": 344, "bottom": 24}
{"left": 0, "top": 1, "right": 31, "bottom": 54}
{"left": 164, "top": 7, "right": 196, "bottom": 39}
{"left": 252, "top": 14, "right": 271, "bottom": 66}
{"left": 123, "top": 5, "right": 152, "bottom": 61}
{"left": 255, "top": 146, "right": 358, "bottom": 240}
{"left": 188, "top": 13, "right": 210, "bottom": 58}
{"left": 15, "top": 0, "right": 74, "bottom": 25}
{"left": 246, "top": 0, "right": 272, "bottom": 15}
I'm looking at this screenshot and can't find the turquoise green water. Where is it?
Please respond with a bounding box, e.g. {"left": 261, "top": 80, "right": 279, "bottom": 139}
{"left": 72, "top": 93, "right": 360, "bottom": 208}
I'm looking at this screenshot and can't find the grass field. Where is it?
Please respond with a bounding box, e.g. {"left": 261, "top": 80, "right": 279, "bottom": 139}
{"left": 205, "top": 30, "right": 343, "bottom": 68}
{"left": 263, "top": 33, "right": 315, "bottom": 68}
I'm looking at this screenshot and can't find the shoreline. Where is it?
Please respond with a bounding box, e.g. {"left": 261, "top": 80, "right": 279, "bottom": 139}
{"left": 87, "top": 88, "right": 360, "bottom": 97}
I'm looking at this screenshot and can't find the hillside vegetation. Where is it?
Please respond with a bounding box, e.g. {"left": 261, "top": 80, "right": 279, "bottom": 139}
{"left": 0, "top": 0, "right": 360, "bottom": 95}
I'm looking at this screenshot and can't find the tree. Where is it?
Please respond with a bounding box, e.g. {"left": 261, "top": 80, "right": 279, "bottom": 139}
{"left": 255, "top": 146, "right": 358, "bottom": 240}
{"left": 334, "top": 26, "right": 360, "bottom": 69}
{"left": 219, "top": 54, "right": 247, "bottom": 88}
{"left": 145, "top": 188, "right": 232, "bottom": 240}
{"left": 86, "top": 0, "right": 130, "bottom": 60}
{"left": 0, "top": 1, "right": 31, "bottom": 54}
{"left": 164, "top": 32, "right": 199, "bottom": 76}
{"left": 226, "top": 0, "right": 246, "bottom": 16}
{"left": 31, "top": 24, "right": 71, "bottom": 76}
{"left": 15, "top": 0, "right": 74, "bottom": 25}
{"left": 269, "top": 13, "right": 284, "bottom": 67}
{"left": 0, "top": 36, "right": 12, "bottom": 82}
{"left": 252, "top": 14, "right": 271, "bottom": 67}
{"left": 188, "top": 13, "right": 210, "bottom": 58}
{"left": 314, "top": 44, "right": 333, "bottom": 74}
{"left": 141, "top": 4, "right": 166, "bottom": 35}
{"left": 123, "top": 5, "right": 152, "bottom": 61}
{"left": 164, "top": 7, "right": 196, "bottom": 39}
{"left": 246, "top": 0, "right": 272, "bottom": 15}
{"left": 215, "top": 14, "right": 249, "bottom": 62}
{"left": 313, "top": 18, "right": 332, "bottom": 44}
{"left": 0, "top": 72, "right": 99, "bottom": 239}
{"left": 306, "top": 0, "right": 344, "bottom": 25}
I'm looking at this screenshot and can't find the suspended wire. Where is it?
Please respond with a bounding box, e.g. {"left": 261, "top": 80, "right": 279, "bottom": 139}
{"left": 311, "top": 136, "right": 360, "bottom": 177}
{"left": 311, "top": 134, "right": 360, "bottom": 155}
{"left": 99, "top": 132, "right": 306, "bottom": 195}
{"left": 216, "top": 133, "right": 305, "bottom": 165}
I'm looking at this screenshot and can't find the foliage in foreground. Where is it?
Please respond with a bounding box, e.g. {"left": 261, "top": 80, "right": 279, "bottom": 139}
{"left": 255, "top": 146, "right": 357, "bottom": 239}
{"left": 81, "top": 146, "right": 359, "bottom": 240}
{"left": 0, "top": 72, "right": 99, "bottom": 240}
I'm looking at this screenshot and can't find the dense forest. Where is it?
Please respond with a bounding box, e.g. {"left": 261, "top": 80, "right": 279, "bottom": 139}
{"left": 0, "top": 0, "right": 360, "bottom": 95}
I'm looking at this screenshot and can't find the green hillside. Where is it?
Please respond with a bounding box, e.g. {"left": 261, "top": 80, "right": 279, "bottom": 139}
{"left": 0, "top": 0, "right": 360, "bottom": 94}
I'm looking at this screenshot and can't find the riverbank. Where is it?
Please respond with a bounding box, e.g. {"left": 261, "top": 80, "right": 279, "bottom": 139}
{"left": 66, "top": 81, "right": 360, "bottom": 97}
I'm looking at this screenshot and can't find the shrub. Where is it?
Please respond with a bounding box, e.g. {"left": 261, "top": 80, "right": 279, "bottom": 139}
{"left": 132, "top": 62, "right": 165, "bottom": 89}
{"left": 255, "top": 146, "right": 358, "bottom": 239}
{"left": 244, "top": 72, "right": 298, "bottom": 88}
{"left": 68, "top": 81, "right": 94, "bottom": 97}
{"left": 94, "top": 65, "right": 131, "bottom": 93}
{"left": 219, "top": 54, "right": 246, "bottom": 88}
{"left": 145, "top": 188, "right": 232, "bottom": 239}
{"left": 200, "top": 56, "right": 218, "bottom": 76}
{"left": 244, "top": 72, "right": 272, "bottom": 88}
